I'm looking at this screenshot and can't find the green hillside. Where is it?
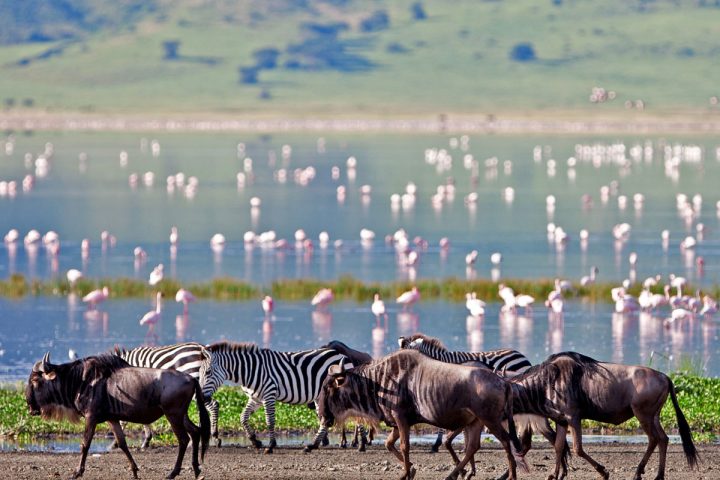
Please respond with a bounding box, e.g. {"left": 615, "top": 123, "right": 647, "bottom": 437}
{"left": 0, "top": 0, "right": 719, "bottom": 118}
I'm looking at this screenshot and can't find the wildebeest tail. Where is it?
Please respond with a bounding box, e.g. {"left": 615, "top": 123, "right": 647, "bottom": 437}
{"left": 504, "top": 383, "right": 529, "bottom": 473}
{"left": 194, "top": 379, "right": 211, "bottom": 462}
{"left": 669, "top": 378, "right": 698, "bottom": 469}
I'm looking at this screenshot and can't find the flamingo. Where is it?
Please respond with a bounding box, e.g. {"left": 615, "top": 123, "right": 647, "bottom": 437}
{"left": 514, "top": 294, "right": 535, "bottom": 314}
{"left": 700, "top": 296, "right": 718, "bottom": 317}
{"left": 311, "top": 288, "right": 334, "bottom": 309}
{"left": 545, "top": 288, "right": 564, "bottom": 313}
{"left": 490, "top": 252, "right": 502, "bottom": 266}
{"left": 140, "top": 292, "right": 163, "bottom": 326}
{"left": 169, "top": 226, "right": 179, "bottom": 245}
{"left": 465, "top": 250, "right": 478, "bottom": 266}
{"left": 498, "top": 284, "right": 516, "bottom": 312}
{"left": 83, "top": 286, "right": 109, "bottom": 310}
{"left": 371, "top": 293, "right": 387, "bottom": 320}
{"left": 465, "top": 292, "right": 485, "bottom": 317}
{"left": 175, "top": 288, "right": 195, "bottom": 314}
{"left": 66, "top": 269, "right": 83, "bottom": 287}
{"left": 4, "top": 228, "right": 18, "bottom": 244}
{"left": 262, "top": 295, "right": 274, "bottom": 316}
{"left": 396, "top": 287, "right": 420, "bottom": 311}
{"left": 149, "top": 264, "right": 164, "bottom": 286}
{"left": 580, "top": 266, "right": 599, "bottom": 286}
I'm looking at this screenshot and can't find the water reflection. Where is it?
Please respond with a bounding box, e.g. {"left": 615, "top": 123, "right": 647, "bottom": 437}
{"left": 311, "top": 310, "right": 332, "bottom": 343}
{"left": 396, "top": 311, "right": 419, "bottom": 338}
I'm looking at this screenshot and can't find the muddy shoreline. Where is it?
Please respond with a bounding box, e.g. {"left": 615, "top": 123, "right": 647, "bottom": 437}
{"left": 1, "top": 443, "right": 717, "bottom": 479}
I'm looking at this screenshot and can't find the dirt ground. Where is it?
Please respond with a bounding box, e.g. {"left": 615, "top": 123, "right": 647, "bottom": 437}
{"left": 1, "top": 442, "right": 718, "bottom": 480}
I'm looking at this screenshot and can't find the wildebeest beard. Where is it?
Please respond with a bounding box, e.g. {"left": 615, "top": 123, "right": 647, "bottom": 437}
{"left": 40, "top": 404, "right": 82, "bottom": 423}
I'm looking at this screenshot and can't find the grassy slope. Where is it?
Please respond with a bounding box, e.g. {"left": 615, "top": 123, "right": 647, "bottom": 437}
{"left": 0, "top": 0, "right": 719, "bottom": 117}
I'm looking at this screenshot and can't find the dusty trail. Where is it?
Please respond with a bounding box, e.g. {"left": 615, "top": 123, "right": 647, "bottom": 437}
{"left": 1, "top": 443, "right": 717, "bottom": 479}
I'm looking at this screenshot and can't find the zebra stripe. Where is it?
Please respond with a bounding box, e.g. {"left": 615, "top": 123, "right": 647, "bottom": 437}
{"left": 115, "top": 342, "right": 221, "bottom": 445}
{"left": 200, "top": 341, "right": 349, "bottom": 451}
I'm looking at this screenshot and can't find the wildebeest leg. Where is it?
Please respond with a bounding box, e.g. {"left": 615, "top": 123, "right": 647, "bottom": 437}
{"left": 166, "top": 413, "right": 190, "bottom": 479}
{"left": 485, "top": 421, "right": 518, "bottom": 480}
{"left": 241, "top": 397, "right": 264, "bottom": 449}
{"left": 183, "top": 413, "right": 203, "bottom": 478}
{"left": 74, "top": 418, "right": 97, "bottom": 478}
{"left": 341, "top": 425, "right": 349, "bottom": 448}
{"left": 140, "top": 424, "right": 153, "bottom": 450}
{"left": 384, "top": 427, "right": 404, "bottom": 463}
{"left": 108, "top": 420, "right": 139, "bottom": 479}
{"left": 550, "top": 423, "right": 568, "bottom": 480}
{"left": 444, "top": 427, "right": 475, "bottom": 479}
{"left": 446, "top": 421, "right": 483, "bottom": 480}
{"left": 207, "top": 398, "right": 221, "bottom": 447}
{"left": 431, "top": 428, "right": 445, "bottom": 453}
{"left": 568, "top": 418, "right": 608, "bottom": 480}
{"left": 398, "top": 421, "right": 416, "bottom": 480}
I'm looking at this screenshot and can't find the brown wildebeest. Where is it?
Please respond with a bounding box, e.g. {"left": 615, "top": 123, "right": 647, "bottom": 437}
{"left": 26, "top": 352, "right": 210, "bottom": 479}
{"left": 321, "top": 340, "right": 375, "bottom": 450}
{"left": 511, "top": 351, "right": 698, "bottom": 480}
{"left": 313, "top": 350, "right": 529, "bottom": 480}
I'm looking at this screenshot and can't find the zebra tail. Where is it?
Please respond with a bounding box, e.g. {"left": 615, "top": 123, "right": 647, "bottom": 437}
{"left": 194, "top": 379, "right": 211, "bottom": 462}
{"left": 669, "top": 378, "right": 699, "bottom": 469}
{"left": 504, "top": 384, "right": 529, "bottom": 473}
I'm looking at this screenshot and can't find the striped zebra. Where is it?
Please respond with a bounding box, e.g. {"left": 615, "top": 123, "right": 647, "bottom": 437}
{"left": 199, "top": 341, "right": 351, "bottom": 453}
{"left": 397, "top": 333, "right": 542, "bottom": 454}
{"left": 114, "top": 342, "right": 222, "bottom": 447}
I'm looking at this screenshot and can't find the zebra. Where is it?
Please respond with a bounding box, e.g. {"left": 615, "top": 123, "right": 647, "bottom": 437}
{"left": 199, "top": 341, "right": 352, "bottom": 453}
{"left": 397, "top": 333, "right": 554, "bottom": 456}
{"left": 114, "top": 342, "right": 222, "bottom": 448}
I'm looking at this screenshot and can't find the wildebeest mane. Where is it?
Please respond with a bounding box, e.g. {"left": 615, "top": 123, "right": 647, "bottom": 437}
{"left": 81, "top": 354, "right": 131, "bottom": 383}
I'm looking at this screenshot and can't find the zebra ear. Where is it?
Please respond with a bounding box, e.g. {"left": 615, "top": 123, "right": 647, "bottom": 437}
{"left": 397, "top": 337, "right": 407, "bottom": 348}
{"left": 410, "top": 338, "right": 424, "bottom": 347}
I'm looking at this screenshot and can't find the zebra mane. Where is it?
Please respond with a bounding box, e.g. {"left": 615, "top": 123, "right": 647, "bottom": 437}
{"left": 112, "top": 345, "right": 127, "bottom": 356}
{"left": 407, "top": 333, "right": 448, "bottom": 351}
{"left": 207, "top": 340, "right": 259, "bottom": 353}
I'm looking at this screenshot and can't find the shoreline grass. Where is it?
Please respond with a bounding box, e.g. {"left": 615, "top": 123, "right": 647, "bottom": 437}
{"left": 1, "top": 373, "right": 718, "bottom": 444}
{"left": 1, "top": 273, "right": 718, "bottom": 305}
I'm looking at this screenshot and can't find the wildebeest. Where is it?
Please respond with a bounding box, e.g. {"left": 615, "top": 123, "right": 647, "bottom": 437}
{"left": 510, "top": 351, "right": 698, "bottom": 480}
{"left": 321, "top": 340, "right": 375, "bottom": 450}
{"left": 312, "top": 350, "right": 528, "bottom": 480}
{"left": 26, "top": 352, "right": 210, "bottom": 479}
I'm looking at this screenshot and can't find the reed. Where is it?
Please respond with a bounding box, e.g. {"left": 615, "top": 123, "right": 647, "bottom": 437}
{"left": 2, "top": 273, "right": 717, "bottom": 304}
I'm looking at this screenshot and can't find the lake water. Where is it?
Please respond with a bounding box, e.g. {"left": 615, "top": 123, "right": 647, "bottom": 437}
{"left": 0, "top": 131, "right": 718, "bottom": 379}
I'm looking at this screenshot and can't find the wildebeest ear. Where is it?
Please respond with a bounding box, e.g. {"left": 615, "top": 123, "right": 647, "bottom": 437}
{"left": 328, "top": 364, "right": 343, "bottom": 376}
{"left": 42, "top": 371, "right": 56, "bottom": 381}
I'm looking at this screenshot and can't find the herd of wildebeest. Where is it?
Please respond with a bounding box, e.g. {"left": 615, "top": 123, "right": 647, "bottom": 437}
{"left": 25, "top": 334, "right": 699, "bottom": 480}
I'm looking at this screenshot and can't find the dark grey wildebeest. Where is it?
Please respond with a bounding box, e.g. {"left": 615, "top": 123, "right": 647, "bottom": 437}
{"left": 321, "top": 340, "right": 375, "bottom": 450}
{"left": 312, "top": 349, "right": 528, "bottom": 480}
{"left": 510, "top": 351, "right": 698, "bottom": 480}
{"left": 26, "top": 352, "right": 210, "bottom": 479}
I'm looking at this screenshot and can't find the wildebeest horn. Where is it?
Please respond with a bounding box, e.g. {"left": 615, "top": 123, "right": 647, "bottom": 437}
{"left": 40, "top": 352, "right": 51, "bottom": 372}
{"left": 328, "top": 357, "right": 346, "bottom": 377}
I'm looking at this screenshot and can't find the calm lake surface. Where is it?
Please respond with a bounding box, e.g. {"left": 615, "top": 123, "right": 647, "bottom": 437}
{"left": 0, "top": 131, "right": 718, "bottom": 378}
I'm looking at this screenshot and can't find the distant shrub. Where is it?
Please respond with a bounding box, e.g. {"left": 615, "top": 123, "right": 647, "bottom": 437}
{"left": 386, "top": 42, "right": 409, "bottom": 54}
{"left": 360, "top": 10, "right": 390, "bottom": 32}
{"left": 509, "top": 42, "right": 536, "bottom": 62}
{"left": 258, "top": 88, "right": 272, "bottom": 100}
{"left": 301, "top": 22, "right": 349, "bottom": 38}
{"left": 21, "top": 98, "right": 34, "bottom": 107}
{"left": 411, "top": 2, "right": 427, "bottom": 20}
{"left": 3, "top": 98, "right": 15, "bottom": 109}
{"left": 162, "top": 40, "right": 180, "bottom": 60}
{"left": 253, "top": 47, "right": 280, "bottom": 69}
{"left": 677, "top": 47, "right": 695, "bottom": 57}
{"left": 238, "top": 66, "right": 260, "bottom": 84}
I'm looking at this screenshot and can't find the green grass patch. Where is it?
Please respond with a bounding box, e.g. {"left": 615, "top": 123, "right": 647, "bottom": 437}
{"left": 2, "top": 273, "right": 718, "bottom": 305}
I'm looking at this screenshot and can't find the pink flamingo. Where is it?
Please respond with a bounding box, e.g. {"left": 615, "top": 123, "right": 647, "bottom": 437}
{"left": 396, "top": 287, "right": 420, "bottom": 311}
{"left": 66, "top": 269, "right": 83, "bottom": 287}
{"left": 311, "top": 288, "right": 334, "bottom": 309}
{"left": 262, "top": 295, "right": 274, "bottom": 316}
{"left": 82, "top": 286, "right": 109, "bottom": 310}
{"left": 371, "top": 293, "right": 387, "bottom": 321}
{"left": 175, "top": 288, "right": 195, "bottom": 314}
{"left": 140, "top": 292, "right": 163, "bottom": 326}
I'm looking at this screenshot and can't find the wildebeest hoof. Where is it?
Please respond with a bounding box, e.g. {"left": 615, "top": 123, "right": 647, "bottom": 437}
{"left": 215, "top": 437, "right": 222, "bottom": 448}
{"left": 321, "top": 436, "right": 329, "bottom": 447}
{"left": 357, "top": 444, "right": 366, "bottom": 453}
{"left": 599, "top": 467, "right": 610, "bottom": 480}
{"left": 340, "top": 439, "right": 348, "bottom": 449}
{"left": 429, "top": 445, "right": 440, "bottom": 454}
{"left": 264, "top": 447, "right": 274, "bottom": 454}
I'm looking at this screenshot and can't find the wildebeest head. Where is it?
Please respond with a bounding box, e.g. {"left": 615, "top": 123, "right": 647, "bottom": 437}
{"left": 317, "top": 357, "right": 354, "bottom": 429}
{"left": 26, "top": 352, "right": 58, "bottom": 416}
{"left": 26, "top": 352, "right": 82, "bottom": 423}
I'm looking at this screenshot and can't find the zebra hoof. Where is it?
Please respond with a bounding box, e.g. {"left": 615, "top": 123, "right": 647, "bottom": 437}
{"left": 357, "top": 444, "right": 366, "bottom": 453}
{"left": 321, "top": 436, "right": 329, "bottom": 447}
{"left": 215, "top": 437, "right": 222, "bottom": 448}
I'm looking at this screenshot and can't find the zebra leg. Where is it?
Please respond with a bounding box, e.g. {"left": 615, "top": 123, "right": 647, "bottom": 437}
{"left": 207, "top": 398, "right": 221, "bottom": 447}
{"left": 241, "top": 398, "right": 263, "bottom": 449}
{"left": 431, "top": 428, "right": 445, "bottom": 453}
{"left": 357, "top": 424, "right": 368, "bottom": 452}
{"left": 140, "top": 424, "right": 153, "bottom": 450}
{"left": 262, "top": 395, "right": 278, "bottom": 454}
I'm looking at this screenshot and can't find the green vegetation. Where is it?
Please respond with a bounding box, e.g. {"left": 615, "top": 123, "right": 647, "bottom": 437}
{"left": 0, "top": 1, "right": 719, "bottom": 118}
{"left": 1, "top": 273, "right": 717, "bottom": 304}
{"left": 2, "top": 374, "right": 718, "bottom": 444}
